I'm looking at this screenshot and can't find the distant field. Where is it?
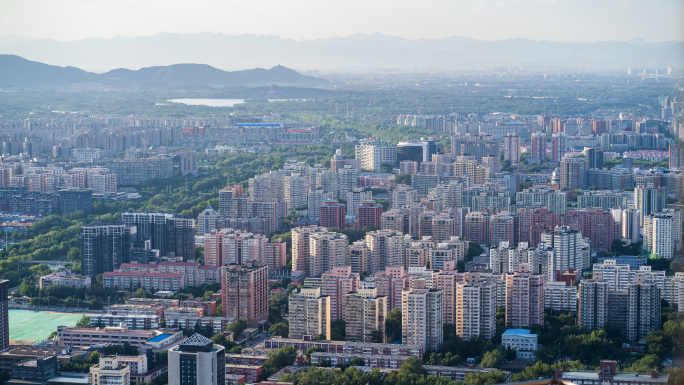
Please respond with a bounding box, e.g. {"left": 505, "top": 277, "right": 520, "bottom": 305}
{"left": 9, "top": 309, "right": 85, "bottom": 343}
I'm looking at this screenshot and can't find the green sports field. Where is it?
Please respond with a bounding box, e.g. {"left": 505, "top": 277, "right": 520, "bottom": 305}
{"left": 9, "top": 309, "right": 85, "bottom": 343}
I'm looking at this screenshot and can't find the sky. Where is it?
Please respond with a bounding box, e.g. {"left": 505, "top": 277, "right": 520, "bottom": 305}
{"left": 0, "top": 0, "right": 682, "bottom": 43}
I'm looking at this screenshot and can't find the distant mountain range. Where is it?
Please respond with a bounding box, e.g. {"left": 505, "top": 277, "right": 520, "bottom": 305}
{"left": 0, "top": 55, "right": 326, "bottom": 88}
{"left": 0, "top": 33, "right": 681, "bottom": 73}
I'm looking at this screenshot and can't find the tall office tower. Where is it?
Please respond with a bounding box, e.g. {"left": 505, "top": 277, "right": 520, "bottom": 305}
{"left": 627, "top": 281, "right": 661, "bottom": 343}
{"left": 58, "top": 188, "right": 92, "bottom": 216}
{"left": 505, "top": 264, "right": 544, "bottom": 328}
{"left": 399, "top": 160, "right": 419, "bottom": 174}
{"left": 381, "top": 209, "right": 409, "bottom": 234}
{"left": 397, "top": 141, "right": 435, "bottom": 165}
{"left": 541, "top": 226, "right": 583, "bottom": 275}
{"left": 319, "top": 201, "right": 346, "bottom": 229}
{"left": 464, "top": 211, "right": 489, "bottom": 246}
{"left": 551, "top": 133, "right": 567, "bottom": 163}
{"left": 344, "top": 288, "right": 387, "bottom": 342}
{"left": 89, "top": 356, "right": 131, "bottom": 385}
{"left": 454, "top": 276, "right": 497, "bottom": 340}
{"left": 643, "top": 210, "right": 679, "bottom": 259}
{"left": 292, "top": 226, "right": 327, "bottom": 275}
{"left": 316, "top": 170, "right": 339, "bottom": 200}
{"left": 489, "top": 212, "right": 515, "bottom": 248}
{"left": 338, "top": 165, "right": 358, "bottom": 195}
{"left": 579, "top": 280, "right": 610, "bottom": 330}
{"left": 559, "top": 154, "right": 588, "bottom": 190}
{"left": 221, "top": 262, "right": 268, "bottom": 327}
{"left": 81, "top": 224, "right": 133, "bottom": 277}
{"left": 330, "top": 148, "right": 360, "bottom": 174}
{"left": 582, "top": 147, "right": 604, "bottom": 169}
{"left": 357, "top": 201, "right": 383, "bottom": 230}
{"left": 621, "top": 208, "right": 641, "bottom": 243}
{"left": 365, "top": 230, "right": 405, "bottom": 274}
{"left": 284, "top": 173, "right": 309, "bottom": 210}
{"left": 168, "top": 334, "right": 225, "bottom": 385}
{"left": 635, "top": 186, "right": 668, "bottom": 226}
{"left": 450, "top": 134, "right": 501, "bottom": 162}
{"left": 121, "top": 212, "right": 195, "bottom": 261}
{"left": 669, "top": 145, "right": 684, "bottom": 169}
{"left": 503, "top": 133, "right": 521, "bottom": 164}
{"left": 375, "top": 266, "right": 412, "bottom": 310}
{"left": 355, "top": 143, "right": 397, "bottom": 172}
{"left": 308, "top": 189, "right": 333, "bottom": 220}
{"left": 402, "top": 287, "right": 443, "bottom": 351}
{"left": 592, "top": 120, "right": 607, "bottom": 135}
{"left": 530, "top": 132, "right": 547, "bottom": 162}
{"left": 197, "top": 206, "right": 220, "bottom": 235}
{"left": 322, "top": 266, "right": 360, "bottom": 321}
{"left": 288, "top": 287, "right": 331, "bottom": 340}
{"left": 391, "top": 184, "right": 418, "bottom": 209}
{"left": 166, "top": 217, "right": 196, "bottom": 261}
{"left": 347, "top": 188, "right": 372, "bottom": 217}
{"left": 308, "top": 232, "right": 349, "bottom": 278}
{"left": 0, "top": 280, "right": 7, "bottom": 351}
{"left": 349, "top": 241, "right": 369, "bottom": 275}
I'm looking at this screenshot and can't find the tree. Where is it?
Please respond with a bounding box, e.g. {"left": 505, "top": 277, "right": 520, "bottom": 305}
{"left": 19, "top": 279, "right": 35, "bottom": 296}
{"left": 330, "top": 319, "right": 346, "bottom": 341}
{"left": 464, "top": 370, "right": 510, "bottom": 385}
{"left": 226, "top": 318, "right": 248, "bottom": 339}
{"left": 304, "top": 346, "right": 325, "bottom": 358}
{"left": 76, "top": 315, "right": 91, "bottom": 328}
{"left": 268, "top": 321, "right": 289, "bottom": 338}
{"left": 394, "top": 174, "right": 412, "bottom": 185}
{"left": 263, "top": 345, "right": 298, "bottom": 377}
{"left": 370, "top": 330, "right": 384, "bottom": 343}
{"left": 212, "top": 333, "right": 227, "bottom": 347}
{"left": 385, "top": 309, "right": 402, "bottom": 342}
{"left": 479, "top": 348, "right": 504, "bottom": 368}
{"left": 466, "top": 241, "right": 484, "bottom": 260}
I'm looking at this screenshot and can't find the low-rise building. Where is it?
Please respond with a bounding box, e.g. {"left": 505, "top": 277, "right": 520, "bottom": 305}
{"left": 11, "top": 356, "right": 58, "bottom": 382}
{"left": 89, "top": 356, "right": 131, "bottom": 385}
{"left": 558, "top": 360, "right": 668, "bottom": 385}
{"left": 424, "top": 366, "right": 504, "bottom": 382}
{"left": 56, "top": 325, "right": 181, "bottom": 348}
{"left": 501, "top": 329, "right": 538, "bottom": 359}
{"left": 225, "top": 364, "right": 264, "bottom": 384}
{"left": 39, "top": 270, "right": 91, "bottom": 289}
{"left": 90, "top": 314, "right": 160, "bottom": 330}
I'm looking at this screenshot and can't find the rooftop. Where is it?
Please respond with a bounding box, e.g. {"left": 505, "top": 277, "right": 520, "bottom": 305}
{"left": 502, "top": 329, "right": 534, "bottom": 336}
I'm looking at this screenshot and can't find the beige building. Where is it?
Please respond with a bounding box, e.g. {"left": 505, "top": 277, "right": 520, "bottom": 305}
{"left": 402, "top": 287, "right": 443, "bottom": 351}
{"left": 455, "top": 274, "right": 497, "bottom": 340}
{"left": 288, "top": 288, "right": 331, "bottom": 340}
{"left": 344, "top": 288, "right": 387, "bottom": 342}
{"left": 89, "top": 356, "right": 131, "bottom": 385}
{"left": 57, "top": 325, "right": 180, "bottom": 348}
{"left": 291, "top": 226, "right": 328, "bottom": 275}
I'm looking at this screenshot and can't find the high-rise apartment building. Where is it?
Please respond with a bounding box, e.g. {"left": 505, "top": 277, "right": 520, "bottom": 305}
{"left": 288, "top": 287, "right": 331, "bottom": 340}
{"left": 454, "top": 274, "right": 497, "bottom": 340}
{"left": 402, "top": 287, "right": 443, "bottom": 351}
{"left": 81, "top": 224, "right": 134, "bottom": 277}
{"left": 168, "top": 334, "right": 226, "bottom": 385}
{"left": 505, "top": 264, "right": 544, "bottom": 328}
{"left": 355, "top": 143, "right": 397, "bottom": 172}
{"left": 0, "top": 280, "right": 7, "bottom": 351}
{"left": 322, "top": 266, "right": 360, "bottom": 321}
{"left": 635, "top": 186, "right": 668, "bottom": 226}
{"left": 330, "top": 149, "right": 360, "bottom": 174}
{"left": 221, "top": 262, "right": 268, "bottom": 327}
{"left": 551, "top": 133, "right": 567, "bottom": 163}
{"left": 503, "top": 133, "right": 521, "bottom": 163}
{"left": 559, "top": 153, "right": 588, "bottom": 190}
{"left": 121, "top": 212, "right": 195, "bottom": 261}
{"left": 357, "top": 201, "right": 383, "bottom": 230}
{"left": 344, "top": 288, "right": 387, "bottom": 342}
{"left": 451, "top": 135, "right": 500, "bottom": 162}
{"left": 308, "top": 189, "right": 333, "bottom": 220}
{"left": 627, "top": 281, "right": 661, "bottom": 343}
{"left": 197, "top": 206, "right": 220, "bottom": 236}
{"left": 643, "top": 210, "right": 681, "bottom": 259}
{"left": 391, "top": 184, "right": 418, "bottom": 209}
{"left": 346, "top": 188, "right": 372, "bottom": 217}
{"left": 58, "top": 188, "right": 92, "bottom": 216}
{"left": 319, "top": 201, "right": 346, "bottom": 229}
{"left": 544, "top": 281, "right": 578, "bottom": 312}
{"left": 291, "top": 226, "right": 328, "bottom": 275}
{"left": 365, "top": 230, "right": 405, "bottom": 274}
{"left": 375, "top": 266, "right": 412, "bottom": 311}
{"left": 530, "top": 132, "right": 546, "bottom": 162}
{"left": 338, "top": 165, "right": 358, "bottom": 195}
{"left": 669, "top": 144, "right": 684, "bottom": 169}
{"left": 541, "top": 226, "right": 584, "bottom": 274}
{"left": 579, "top": 280, "right": 610, "bottom": 330}
{"left": 309, "top": 232, "right": 349, "bottom": 277}
{"left": 349, "top": 241, "right": 369, "bottom": 275}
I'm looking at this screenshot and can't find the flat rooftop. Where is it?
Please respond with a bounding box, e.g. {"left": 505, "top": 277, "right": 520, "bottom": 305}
{"left": 147, "top": 334, "right": 173, "bottom": 343}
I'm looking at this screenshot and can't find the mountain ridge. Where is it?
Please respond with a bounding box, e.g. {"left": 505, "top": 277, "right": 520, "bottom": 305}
{"left": 0, "top": 55, "right": 326, "bottom": 88}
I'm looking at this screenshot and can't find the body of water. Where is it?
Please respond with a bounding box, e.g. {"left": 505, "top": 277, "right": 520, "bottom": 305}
{"left": 167, "top": 98, "right": 306, "bottom": 107}
{"left": 9, "top": 309, "right": 85, "bottom": 343}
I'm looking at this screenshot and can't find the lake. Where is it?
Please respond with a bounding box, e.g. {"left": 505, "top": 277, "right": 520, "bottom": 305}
{"left": 167, "top": 98, "right": 307, "bottom": 107}
{"left": 9, "top": 309, "right": 85, "bottom": 343}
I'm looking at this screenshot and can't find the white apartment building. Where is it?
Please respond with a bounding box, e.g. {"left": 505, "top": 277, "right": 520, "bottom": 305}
{"left": 402, "top": 288, "right": 443, "bottom": 351}
{"left": 89, "top": 356, "right": 131, "bottom": 385}
{"left": 501, "top": 329, "right": 538, "bottom": 359}
{"left": 544, "top": 281, "right": 578, "bottom": 312}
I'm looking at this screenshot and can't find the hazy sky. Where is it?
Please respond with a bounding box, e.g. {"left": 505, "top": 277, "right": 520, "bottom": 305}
{"left": 1, "top": 0, "right": 682, "bottom": 42}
